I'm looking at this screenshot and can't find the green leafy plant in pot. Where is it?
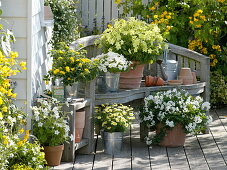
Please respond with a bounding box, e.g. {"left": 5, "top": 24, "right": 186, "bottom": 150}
{"left": 95, "top": 17, "right": 167, "bottom": 89}
{"left": 94, "top": 103, "right": 135, "bottom": 154}
{"left": 31, "top": 97, "right": 73, "bottom": 166}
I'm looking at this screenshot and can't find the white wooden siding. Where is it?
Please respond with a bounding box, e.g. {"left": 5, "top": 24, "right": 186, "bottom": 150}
{"left": 1, "top": 0, "right": 52, "bottom": 126}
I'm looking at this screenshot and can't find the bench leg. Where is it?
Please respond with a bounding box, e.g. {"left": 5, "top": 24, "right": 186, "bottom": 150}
{"left": 140, "top": 123, "right": 149, "bottom": 141}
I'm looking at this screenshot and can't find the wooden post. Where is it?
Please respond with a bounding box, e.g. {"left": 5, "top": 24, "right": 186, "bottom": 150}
{"left": 78, "top": 79, "right": 96, "bottom": 154}
{"left": 62, "top": 104, "right": 76, "bottom": 162}
{"left": 200, "top": 57, "right": 210, "bottom": 102}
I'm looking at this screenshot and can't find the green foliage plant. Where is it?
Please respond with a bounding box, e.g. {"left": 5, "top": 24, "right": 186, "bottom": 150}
{"left": 140, "top": 89, "right": 212, "bottom": 145}
{"left": 45, "top": 0, "right": 80, "bottom": 48}
{"left": 95, "top": 103, "right": 135, "bottom": 133}
{"left": 44, "top": 43, "right": 99, "bottom": 86}
{"left": 95, "top": 17, "right": 167, "bottom": 64}
{"left": 210, "top": 71, "right": 227, "bottom": 107}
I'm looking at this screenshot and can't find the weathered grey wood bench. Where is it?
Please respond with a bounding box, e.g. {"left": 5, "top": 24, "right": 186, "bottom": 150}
{"left": 63, "top": 35, "right": 210, "bottom": 161}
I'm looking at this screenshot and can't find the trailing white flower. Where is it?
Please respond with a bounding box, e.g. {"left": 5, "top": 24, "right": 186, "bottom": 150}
{"left": 201, "top": 102, "right": 211, "bottom": 110}
{"left": 166, "top": 120, "right": 174, "bottom": 127}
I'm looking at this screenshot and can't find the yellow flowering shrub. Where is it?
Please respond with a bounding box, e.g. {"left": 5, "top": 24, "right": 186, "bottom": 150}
{"left": 0, "top": 18, "right": 46, "bottom": 169}
{"left": 95, "top": 103, "right": 135, "bottom": 132}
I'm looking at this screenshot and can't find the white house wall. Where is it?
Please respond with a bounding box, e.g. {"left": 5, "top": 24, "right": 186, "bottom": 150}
{"left": 1, "top": 0, "right": 52, "bottom": 128}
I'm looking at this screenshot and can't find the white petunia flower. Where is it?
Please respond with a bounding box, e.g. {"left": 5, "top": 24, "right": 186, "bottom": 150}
{"left": 201, "top": 102, "right": 210, "bottom": 110}
{"left": 38, "top": 122, "right": 43, "bottom": 127}
{"left": 54, "top": 130, "right": 60, "bottom": 135}
{"left": 166, "top": 120, "right": 174, "bottom": 127}
{"left": 70, "top": 134, "right": 74, "bottom": 141}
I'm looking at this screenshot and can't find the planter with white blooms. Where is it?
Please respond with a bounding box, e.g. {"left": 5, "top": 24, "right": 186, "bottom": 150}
{"left": 94, "top": 52, "right": 131, "bottom": 93}
{"left": 31, "top": 97, "right": 73, "bottom": 166}
{"left": 140, "top": 89, "right": 212, "bottom": 147}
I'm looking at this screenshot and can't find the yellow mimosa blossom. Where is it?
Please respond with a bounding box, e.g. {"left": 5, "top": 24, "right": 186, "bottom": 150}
{"left": 11, "top": 93, "right": 17, "bottom": 98}
{"left": 10, "top": 51, "right": 19, "bottom": 58}
{"left": 75, "top": 51, "right": 80, "bottom": 55}
{"left": 149, "top": 6, "right": 155, "bottom": 11}
{"left": 0, "top": 112, "right": 3, "bottom": 119}
{"left": 65, "top": 66, "right": 70, "bottom": 72}
{"left": 166, "top": 15, "right": 171, "bottom": 19}
{"left": 154, "top": 15, "right": 158, "bottom": 19}
{"left": 0, "top": 97, "right": 3, "bottom": 105}
{"left": 70, "top": 57, "right": 74, "bottom": 62}
{"left": 2, "top": 106, "right": 7, "bottom": 112}
{"left": 19, "top": 128, "right": 24, "bottom": 134}
{"left": 197, "top": 9, "right": 203, "bottom": 14}
{"left": 115, "top": 0, "right": 121, "bottom": 4}
{"left": 2, "top": 136, "right": 9, "bottom": 145}
{"left": 196, "top": 25, "right": 202, "bottom": 28}
{"left": 218, "top": 0, "right": 225, "bottom": 2}
{"left": 78, "top": 63, "right": 82, "bottom": 67}
{"left": 53, "top": 69, "right": 60, "bottom": 74}
{"left": 60, "top": 71, "right": 66, "bottom": 75}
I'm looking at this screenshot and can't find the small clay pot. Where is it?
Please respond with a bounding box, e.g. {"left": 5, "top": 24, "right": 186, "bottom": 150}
{"left": 179, "top": 68, "right": 193, "bottom": 85}
{"left": 155, "top": 77, "right": 164, "bottom": 86}
{"left": 145, "top": 76, "right": 164, "bottom": 86}
{"left": 191, "top": 72, "right": 197, "bottom": 84}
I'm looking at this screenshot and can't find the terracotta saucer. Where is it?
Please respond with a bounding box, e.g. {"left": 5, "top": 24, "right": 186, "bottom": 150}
{"left": 167, "top": 79, "right": 183, "bottom": 85}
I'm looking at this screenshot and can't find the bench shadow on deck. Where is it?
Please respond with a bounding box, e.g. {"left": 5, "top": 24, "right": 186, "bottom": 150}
{"left": 53, "top": 107, "right": 227, "bottom": 170}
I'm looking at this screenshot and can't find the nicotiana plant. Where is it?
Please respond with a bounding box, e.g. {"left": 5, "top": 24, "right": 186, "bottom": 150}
{"left": 139, "top": 89, "right": 212, "bottom": 145}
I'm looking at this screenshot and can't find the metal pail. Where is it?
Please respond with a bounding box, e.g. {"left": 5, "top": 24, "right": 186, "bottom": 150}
{"left": 103, "top": 132, "right": 123, "bottom": 155}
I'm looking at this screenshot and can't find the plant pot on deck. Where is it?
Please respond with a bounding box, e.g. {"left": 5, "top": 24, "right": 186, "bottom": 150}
{"left": 103, "top": 131, "right": 123, "bottom": 154}
{"left": 156, "top": 124, "right": 186, "bottom": 147}
{"left": 43, "top": 144, "right": 64, "bottom": 166}
{"left": 119, "top": 63, "right": 145, "bottom": 89}
{"left": 75, "top": 109, "right": 86, "bottom": 143}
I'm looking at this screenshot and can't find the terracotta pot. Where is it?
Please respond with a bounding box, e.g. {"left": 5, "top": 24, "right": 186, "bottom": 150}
{"left": 145, "top": 76, "right": 164, "bottom": 86}
{"left": 156, "top": 124, "right": 186, "bottom": 147}
{"left": 43, "top": 145, "right": 64, "bottom": 166}
{"left": 44, "top": 6, "right": 54, "bottom": 20}
{"left": 75, "top": 109, "right": 85, "bottom": 142}
{"left": 119, "top": 62, "right": 145, "bottom": 89}
{"left": 191, "top": 72, "right": 197, "bottom": 84}
{"left": 179, "top": 68, "right": 193, "bottom": 85}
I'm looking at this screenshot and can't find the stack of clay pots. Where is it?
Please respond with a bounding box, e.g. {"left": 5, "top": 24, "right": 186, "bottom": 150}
{"left": 178, "top": 68, "right": 197, "bottom": 85}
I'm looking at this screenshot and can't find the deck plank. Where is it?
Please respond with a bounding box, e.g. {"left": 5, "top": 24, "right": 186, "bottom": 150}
{"left": 167, "top": 146, "right": 190, "bottom": 170}
{"left": 196, "top": 109, "right": 227, "bottom": 170}
{"left": 93, "top": 135, "right": 112, "bottom": 170}
{"left": 131, "top": 124, "right": 151, "bottom": 170}
{"left": 112, "top": 129, "right": 131, "bottom": 170}
{"left": 184, "top": 135, "right": 210, "bottom": 170}
{"left": 149, "top": 146, "right": 170, "bottom": 170}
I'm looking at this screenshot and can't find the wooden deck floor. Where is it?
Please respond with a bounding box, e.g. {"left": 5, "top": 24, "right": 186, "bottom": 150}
{"left": 53, "top": 107, "right": 227, "bottom": 170}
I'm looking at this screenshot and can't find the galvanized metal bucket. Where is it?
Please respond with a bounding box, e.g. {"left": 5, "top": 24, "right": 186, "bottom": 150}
{"left": 97, "top": 72, "right": 120, "bottom": 93}
{"left": 65, "top": 82, "right": 79, "bottom": 99}
{"left": 103, "top": 132, "right": 123, "bottom": 155}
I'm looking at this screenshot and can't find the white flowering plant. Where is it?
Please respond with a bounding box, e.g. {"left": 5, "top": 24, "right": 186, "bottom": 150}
{"left": 95, "top": 17, "right": 167, "bottom": 64}
{"left": 94, "top": 52, "right": 132, "bottom": 73}
{"left": 140, "top": 89, "right": 212, "bottom": 145}
{"left": 95, "top": 104, "right": 135, "bottom": 133}
{"left": 31, "top": 97, "right": 73, "bottom": 146}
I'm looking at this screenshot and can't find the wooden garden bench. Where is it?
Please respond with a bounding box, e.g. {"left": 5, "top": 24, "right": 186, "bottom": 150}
{"left": 62, "top": 35, "right": 210, "bottom": 162}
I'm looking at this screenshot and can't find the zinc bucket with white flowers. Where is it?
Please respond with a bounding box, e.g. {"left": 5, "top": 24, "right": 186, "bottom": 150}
{"left": 31, "top": 97, "right": 73, "bottom": 166}
{"left": 94, "top": 52, "right": 132, "bottom": 93}
{"left": 139, "top": 89, "right": 212, "bottom": 147}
